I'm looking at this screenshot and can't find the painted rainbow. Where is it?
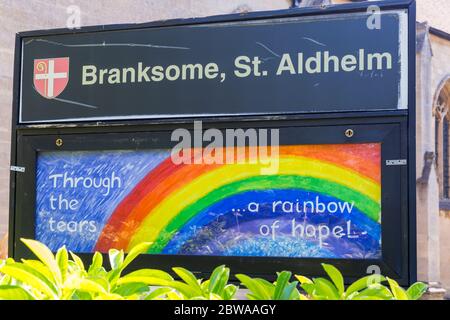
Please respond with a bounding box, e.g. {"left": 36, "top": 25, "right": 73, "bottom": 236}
{"left": 94, "top": 144, "right": 381, "bottom": 258}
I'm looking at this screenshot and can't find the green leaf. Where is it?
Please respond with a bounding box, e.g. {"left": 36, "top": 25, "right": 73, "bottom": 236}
{"left": 201, "top": 280, "right": 210, "bottom": 292}
{"left": 102, "top": 244, "right": 151, "bottom": 293}
{"left": 246, "top": 293, "right": 260, "bottom": 300}
{"left": 223, "top": 284, "right": 238, "bottom": 300}
{"left": 108, "top": 249, "right": 124, "bottom": 271}
{"left": 208, "top": 265, "right": 229, "bottom": 295}
{"left": 61, "top": 287, "right": 76, "bottom": 300}
{"left": 70, "top": 290, "right": 92, "bottom": 300}
{"left": 78, "top": 279, "right": 107, "bottom": 295}
{"left": 106, "top": 249, "right": 125, "bottom": 285}
{"left": 166, "top": 290, "right": 184, "bottom": 300}
{"left": 66, "top": 277, "right": 107, "bottom": 295}
{"left": 69, "top": 252, "right": 85, "bottom": 272}
{"left": 406, "top": 282, "right": 428, "bottom": 300}
{"left": 386, "top": 277, "right": 409, "bottom": 300}
{"left": 299, "top": 294, "right": 309, "bottom": 300}
{"left": 322, "top": 264, "right": 345, "bottom": 297}
{"left": 56, "top": 246, "right": 68, "bottom": 282}
{"left": 21, "top": 238, "right": 62, "bottom": 285}
{"left": 0, "top": 285, "right": 35, "bottom": 300}
{"left": 94, "top": 293, "right": 125, "bottom": 300}
{"left": 295, "top": 275, "right": 313, "bottom": 285}
{"left": 121, "top": 242, "right": 151, "bottom": 271}
{"left": 190, "top": 295, "right": 209, "bottom": 300}
{"left": 165, "top": 280, "right": 201, "bottom": 298}
{"left": 117, "top": 269, "right": 173, "bottom": 287}
{"left": 121, "top": 269, "right": 173, "bottom": 281}
{"left": 0, "top": 274, "right": 12, "bottom": 286}
{"left": 274, "top": 271, "right": 292, "bottom": 300}
{"left": 300, "top": 283, "right": 315, "bottom": 297}
{"left": 236, "top": 274, "right": 272, "bottom": 300}
{"left": 312, "top": 278, "right": 340, "bottom": 300}
{"left": 0, "top": 262, "right": 58, "bottom": 299}
{"left": 351, "top": 284, "right": 393, "bottom": 300}
{"left": 172, "top": 267, "right": 202, "bottom": 294}
{"left": 88, "top": 252, "right": 103, "bottom": 275}
{"left": 290, "top": 284, "right": 301, "bottom": 300}
{"left": 352, "top": 295, "right": 390, "bottom": 300}
{"left": 208, "top": 293, "right": 223, "bottom": 300}
{"left": 255, "top": 278, "right": 276, "bottom": 290}
{"left": 345, "top": 275, "right": 386, "bottom": 298}
{"left": 113, "top": 282, "right": 150, "bottom": 297}
{"left": 255, "top": 278, "right": 276, "bottom": 297}
{"left": 145, "top": 287, "right": 174, "bottom": 300}
{"left": 279, "top": 281, "right": 299, "bottom": 300}
{"left": 21, "top": 260, "right": 54, "bottom": 284}
{"left": 87, "top": 275, "right": 110, "bottom": 292}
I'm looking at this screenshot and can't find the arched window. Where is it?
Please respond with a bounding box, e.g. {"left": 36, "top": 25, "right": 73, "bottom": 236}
{"left": 444, "top": 115, "right": 450, "bottom": 198}
{"left": 434, "top": 76, "right": 450, "bottom": 201}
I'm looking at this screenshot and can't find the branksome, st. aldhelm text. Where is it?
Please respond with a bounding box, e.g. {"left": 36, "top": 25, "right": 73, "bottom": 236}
{"left": 81, "top": 49, "right": 392, "bottom": 86}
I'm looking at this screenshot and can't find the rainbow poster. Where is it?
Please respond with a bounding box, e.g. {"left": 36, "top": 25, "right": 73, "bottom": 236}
{"left": 35, "top": 143, "right": 381, "bottom": 259}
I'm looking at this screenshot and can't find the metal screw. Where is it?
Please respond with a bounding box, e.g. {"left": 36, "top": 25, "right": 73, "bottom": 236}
{"left": 345, "top": 129, "right": 354, "bottom": 138}
{"left": 55, "top": 138, "right": 63, "bottom": 147}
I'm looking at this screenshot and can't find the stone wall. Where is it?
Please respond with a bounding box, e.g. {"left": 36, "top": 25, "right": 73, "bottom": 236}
{"left": 415, "top": 23, "right": 440, "bottom": 284}
{"left": 0, "top": 233, "right": 7, "bottom": 259}
{"left": 430, "top": 34, "right": 450, "bottom": 292}
{"left": 428, "top": 33, "right": 450, "bottom": 289}
{"left": 439, "top": 214, "right": 450, "bottom": 291}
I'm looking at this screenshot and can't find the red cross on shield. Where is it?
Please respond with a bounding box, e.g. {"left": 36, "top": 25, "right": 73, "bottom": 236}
{"left": 34, "top": 57, "right": 70, "bottom": 99}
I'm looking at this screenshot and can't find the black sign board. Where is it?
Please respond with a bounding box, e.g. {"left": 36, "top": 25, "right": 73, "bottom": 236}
{"left": 20, "top": 8, "right": 407, "bottom": 123}
{"left": 10, "top": 0, "right": 417, "bottom": 286}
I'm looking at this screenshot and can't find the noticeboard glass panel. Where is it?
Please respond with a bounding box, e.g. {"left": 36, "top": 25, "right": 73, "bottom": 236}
{"left": 35, "top": 143, "right": 382, "bottom": 260}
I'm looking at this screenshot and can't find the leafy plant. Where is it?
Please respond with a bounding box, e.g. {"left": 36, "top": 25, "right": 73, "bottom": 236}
{"left": 295, "top": 263, "right": 427, "bottom": 300}
{"left": 0, "top": 238, "right": 172, "bottom": 300}
{"left": 385, "top": 277, "right": 428, "bottom": 300}
{"left": 149, "top": 265, "right": 238, "bottom": 300}
{"left": 236, "top": 271, "right": 307, "bottom": 300}
{"left": 0, "top": 239, "right": 428, "bottom": 301}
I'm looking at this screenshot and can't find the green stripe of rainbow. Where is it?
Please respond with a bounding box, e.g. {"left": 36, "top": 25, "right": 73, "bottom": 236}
{"left": 148, "top": 175, "right": 380, "bottom": 253}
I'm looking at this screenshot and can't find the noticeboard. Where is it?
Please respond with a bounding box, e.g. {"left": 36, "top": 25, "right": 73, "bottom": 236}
{"left": 10, "top": 0, "right": 416, "bottom": 285}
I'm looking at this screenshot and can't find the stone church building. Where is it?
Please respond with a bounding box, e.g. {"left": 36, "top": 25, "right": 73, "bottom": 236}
{"left": 0, "top": 0, "right": 449, "bottom": 295}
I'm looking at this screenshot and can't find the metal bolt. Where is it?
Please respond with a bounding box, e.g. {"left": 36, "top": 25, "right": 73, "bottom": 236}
{"left": 55, "top": 138, "right": 63, "bottom": 147}
{"left": 345, "top": 129, "right": 354, "bottom": 138}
